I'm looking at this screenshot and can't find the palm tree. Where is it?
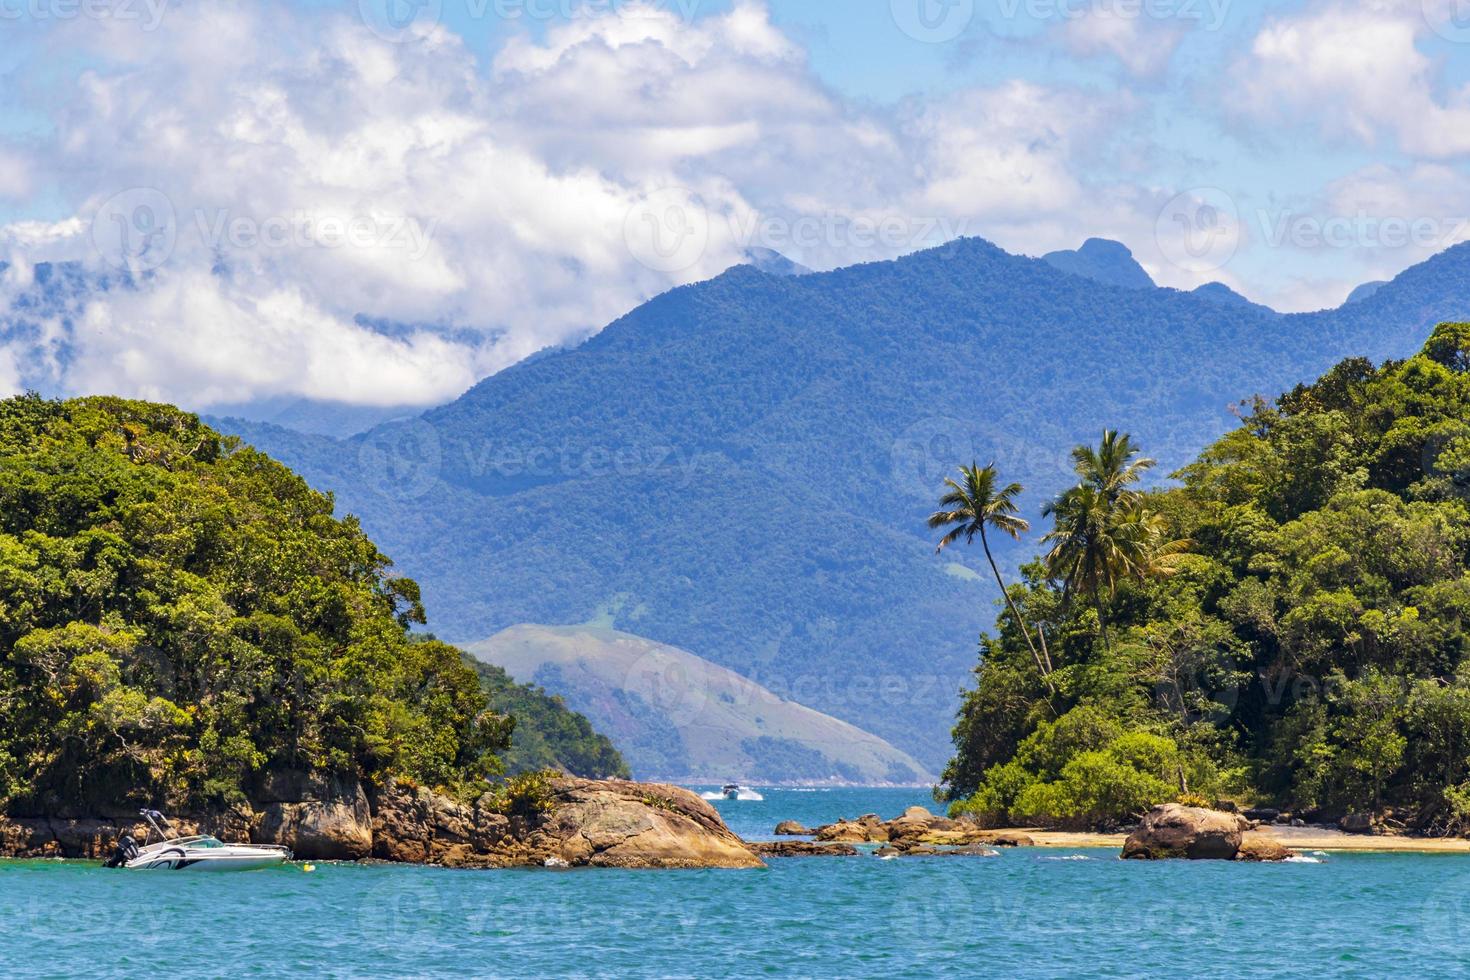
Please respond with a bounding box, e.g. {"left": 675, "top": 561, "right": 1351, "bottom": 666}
{"left": 1071, "top": 429, "right": 1154, "bottom": 504}
{"left": 929, "top": 463, "right": 1054, "bottom": 688}
{"left": 1042, "top": 432, "right": 1183, "bottom": 653}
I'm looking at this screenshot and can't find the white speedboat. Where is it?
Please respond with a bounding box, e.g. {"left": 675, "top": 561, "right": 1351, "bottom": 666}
{"left": 721, "top": 783, "right": 742, "bottom": 800}
{"left": 104, "top": 810, "right": 291, "bottom": 871}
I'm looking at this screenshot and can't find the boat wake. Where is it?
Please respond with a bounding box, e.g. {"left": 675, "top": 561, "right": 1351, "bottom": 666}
{"left": 700, "top": 789, "right": 764, "bottom": 801}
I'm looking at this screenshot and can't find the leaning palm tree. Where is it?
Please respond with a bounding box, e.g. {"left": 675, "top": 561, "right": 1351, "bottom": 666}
{"left": 929, "top": 463, "right": 1054, "bottom": 688}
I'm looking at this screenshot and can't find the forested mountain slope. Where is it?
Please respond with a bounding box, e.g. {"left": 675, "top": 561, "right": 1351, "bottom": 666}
{"left": 220, "top": 238, "right": 1470, "bottom": 766}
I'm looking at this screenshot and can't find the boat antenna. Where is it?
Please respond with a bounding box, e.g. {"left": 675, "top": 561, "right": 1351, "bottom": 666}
{"left": 139, "top": 808, "right": 171, "bottom": 844}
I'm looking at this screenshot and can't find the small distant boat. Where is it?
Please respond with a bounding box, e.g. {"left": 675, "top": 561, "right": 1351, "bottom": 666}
{"left": 721, "top": 784, "right": 742, "bottom": 800}
{"left": 103, "top": 810, "right": 291, "bottom": 871}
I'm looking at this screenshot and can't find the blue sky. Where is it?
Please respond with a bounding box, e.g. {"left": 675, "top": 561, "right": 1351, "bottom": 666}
{"left": 1, "top": 0, "right": 1469, "bottom": 408}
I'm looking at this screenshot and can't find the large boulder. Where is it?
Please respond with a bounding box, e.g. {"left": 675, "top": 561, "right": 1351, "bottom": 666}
{"left": 1339, "top": 813, "right": 1375, "bottom": 834}
{"left": 513, "top": 779, "right": 764, "bottom": 869}
{"left": 773, "top": 820, "right": 812, "bottom": 836}
{"left": 1235, "top": 833, "right": 1295, "bottom": 862}
{"left": 1121, "top": 804, "right": 1251, "bottom": 860}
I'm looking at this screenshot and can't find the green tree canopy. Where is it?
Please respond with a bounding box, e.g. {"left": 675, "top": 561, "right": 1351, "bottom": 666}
{"left": 945, "top": 325, "right": 1470, "bottom": 832}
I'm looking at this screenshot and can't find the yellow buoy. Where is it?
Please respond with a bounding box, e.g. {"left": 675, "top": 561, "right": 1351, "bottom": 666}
{"left": 303, "top": 863, "right": 316, "bottom": 872}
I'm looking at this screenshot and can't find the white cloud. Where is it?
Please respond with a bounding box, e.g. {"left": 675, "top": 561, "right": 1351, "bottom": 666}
{"left": 0, "top": 0, "right": 1238, "bottom": 409}
{"left": 1059, "top": 11, "right": 1186, "bottom": 78}
{"left": 1237, "top": 2, "right": 1470, "bottom": 157}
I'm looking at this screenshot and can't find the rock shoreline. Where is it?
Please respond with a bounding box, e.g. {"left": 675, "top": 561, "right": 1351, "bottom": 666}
{"left": 0, "top": 777, "right": 763, "bottom": 870}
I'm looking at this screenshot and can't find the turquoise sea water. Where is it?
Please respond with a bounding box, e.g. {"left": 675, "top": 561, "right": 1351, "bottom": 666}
{"left": 6, "top": 787, "right": 1470, "bottom": 978}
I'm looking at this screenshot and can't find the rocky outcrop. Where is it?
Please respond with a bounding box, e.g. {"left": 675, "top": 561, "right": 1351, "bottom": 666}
{"left": 1339, "top": 813, "right": 1375, "bottom": 834}
{"left": 0, "top": 777, "right": 762, "bottom": 870}
{"left": 369, "top": 782, "right": 510, "bottom": 867}
{"left": 256, "top": 772, "right": 374, "bottom": 860}
{"left": 815, "top": 813, "right": 890, "bottom": 842}
{"left": 505, "top": 779, "right": 763, "bottom": 869}
{"left": 773, "top": 820, "right": 812, "bottom": 836}
{"left": 1122, "top": 804, "right": 1291, "bottom": 861}
{"left": 806, "top": 806, "right": 1034, "bottom": 849}
{"left": 748, "top": 840, "right": 858, "bottom": 857}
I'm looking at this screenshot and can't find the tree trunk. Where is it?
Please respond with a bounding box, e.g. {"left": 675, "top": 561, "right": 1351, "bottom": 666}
{"left": 1094, "top": 590, "right": 1113, "bottom": 656}
{"left": 981, "top": 525, "right": 1055, "bottom": 695}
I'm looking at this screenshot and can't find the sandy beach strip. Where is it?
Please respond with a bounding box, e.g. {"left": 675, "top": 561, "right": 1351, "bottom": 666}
{"left": 1015, "top": 827, "right": 1470, "bottom": 853}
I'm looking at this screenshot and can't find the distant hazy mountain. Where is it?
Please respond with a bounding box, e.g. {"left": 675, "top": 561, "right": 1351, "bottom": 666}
{"left": 742, "top": 247, "right": 812, "bottom": 277}
{"left": 1041, "top": 237, "right": 1155, "bottom": 290}
{"left": 1347, "top": 280, "right": 1388, "bottom": 304}
{"left": 1189, "top": 281, "right": 1276, "bottom": 314}
{"left": 217, "top": 236, "right": 1470, "bottom": 767}
{"left": 469, "top": 624, "right": 933, "bottom": 784}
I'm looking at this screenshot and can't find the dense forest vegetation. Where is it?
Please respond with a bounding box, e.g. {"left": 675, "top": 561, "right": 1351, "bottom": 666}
{"left": 0, "top": 396, "right": 622, "bottom": 816}
{"left": 224, "top": 236, "right": 1470, "bottom": 767}
{"left": 944, "top": 324, "right": 1470, "bottom": 833}
{"left": 472, "top": 659, "right": 628, "bottom": 778}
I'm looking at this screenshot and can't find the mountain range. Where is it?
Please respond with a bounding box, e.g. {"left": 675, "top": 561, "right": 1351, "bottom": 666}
{"left": 211, "top": 235, "right": 1470, "bottom": 769}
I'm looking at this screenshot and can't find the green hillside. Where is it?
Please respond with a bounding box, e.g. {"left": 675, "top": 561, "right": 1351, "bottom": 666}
{"left": 945, "top": 324, "right": 1470, "bottom": 832}
{"left": 468, "top": 624, "right": 933, "bottom": 784}
{"left": 0, "top": 396, "right": 621, "bottom": 816}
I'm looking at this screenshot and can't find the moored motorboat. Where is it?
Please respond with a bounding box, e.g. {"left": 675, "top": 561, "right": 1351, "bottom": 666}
{"left": 103, "top": 810, "right": 291, "bottom": 871}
